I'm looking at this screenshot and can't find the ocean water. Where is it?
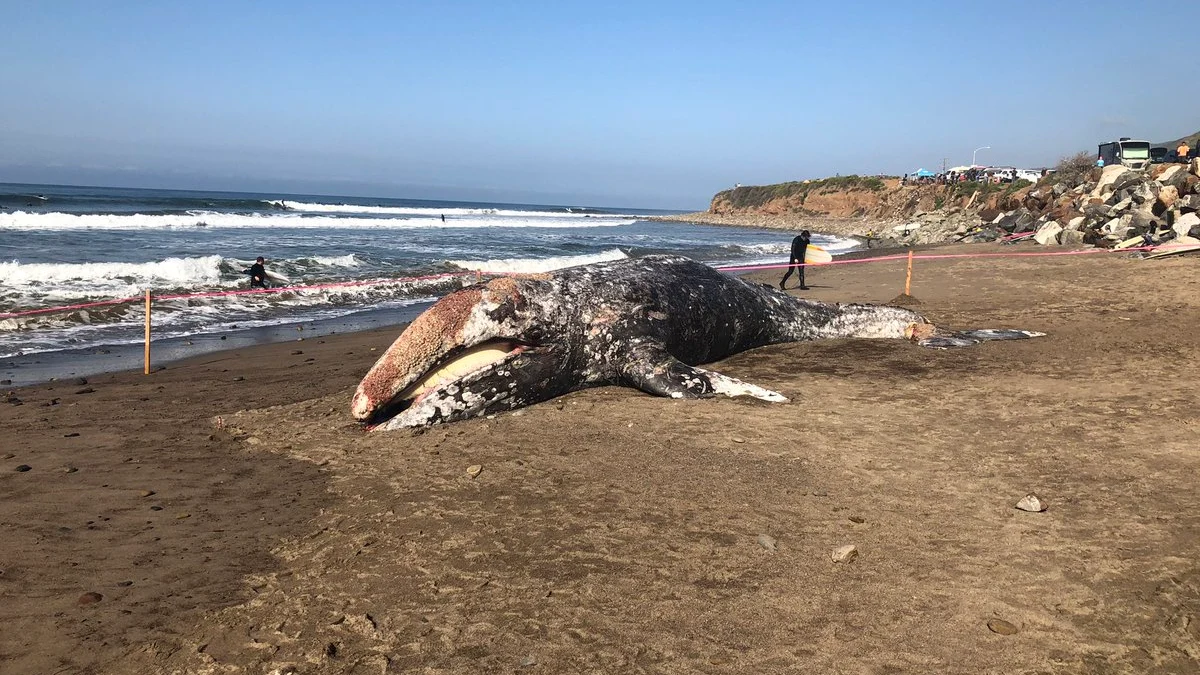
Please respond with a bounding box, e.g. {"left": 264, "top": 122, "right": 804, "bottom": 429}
{"left": 0, "top": 183, "right": 857, "bottom": 380}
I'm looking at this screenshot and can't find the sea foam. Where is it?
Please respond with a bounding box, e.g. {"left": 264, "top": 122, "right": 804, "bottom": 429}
{"left": 278, "top": 201, "right": 642, "bottom": 219}
{"left": 0, "top": 211, "right": 637, "bottom": 231}
{"left": 0, "top": 256, "right": 226, "bottom": 294}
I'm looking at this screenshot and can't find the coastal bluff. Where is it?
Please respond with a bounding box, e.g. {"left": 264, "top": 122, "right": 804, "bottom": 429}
{"left": 656, "top": 175, "right": 1016, "bottom": 241}
{"left": 663, "top": 156, "right": 1200, "bottom": 249}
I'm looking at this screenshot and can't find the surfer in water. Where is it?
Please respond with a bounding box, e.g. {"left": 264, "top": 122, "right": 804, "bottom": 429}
{"left": 780, "top": 231, "right": 811, "bottom": 291}
{"left": 243, "top": 256, "right": 269, "bottom": 289}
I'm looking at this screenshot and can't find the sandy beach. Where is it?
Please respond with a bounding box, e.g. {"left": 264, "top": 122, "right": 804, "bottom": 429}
{"left": 3, "top": 241, "right": 1200, "bottom": 673}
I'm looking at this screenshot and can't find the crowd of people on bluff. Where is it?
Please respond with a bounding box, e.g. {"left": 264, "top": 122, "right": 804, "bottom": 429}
{"left": 902, "top": 167, "right": 1049, "bottom": 186}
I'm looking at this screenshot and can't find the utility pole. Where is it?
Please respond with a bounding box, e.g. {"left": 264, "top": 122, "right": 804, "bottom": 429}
{"left": 942, "top": 158, "right": 948, "bottom": 173}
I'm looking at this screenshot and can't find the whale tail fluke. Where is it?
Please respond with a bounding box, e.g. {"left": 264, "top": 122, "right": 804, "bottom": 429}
{"left": 918, "top": 329, "right": 1045, "bottom": 349}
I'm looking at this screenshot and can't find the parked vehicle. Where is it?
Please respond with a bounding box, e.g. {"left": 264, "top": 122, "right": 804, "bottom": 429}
{"left": 1097, "top": 138, "right": 1152, "bottom": 171}
{"left": 1151, "top": 147, "right": 1170, "bottom": 164}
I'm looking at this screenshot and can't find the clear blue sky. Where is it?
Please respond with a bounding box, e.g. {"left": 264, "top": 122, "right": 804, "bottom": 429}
{"left": 1, "top": 1, "right": 1196, "bottom": 209}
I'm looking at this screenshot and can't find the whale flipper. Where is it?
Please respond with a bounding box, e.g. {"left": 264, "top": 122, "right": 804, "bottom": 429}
{"left": 620, "top": 345, "right": 787, "bottom": 403}
{"left": 694, "top": 366, "right": 788, "bottom": 403}
{"left": 918, "top": 329, "right": 1045, "bottom": 349}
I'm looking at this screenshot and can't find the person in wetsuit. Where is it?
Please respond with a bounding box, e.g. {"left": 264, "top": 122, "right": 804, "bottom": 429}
{"left": 780, "top": 230, "right": 811, "bottom": 291}
{"left": 243, "top": 256, "right": 268, "bottom": 289}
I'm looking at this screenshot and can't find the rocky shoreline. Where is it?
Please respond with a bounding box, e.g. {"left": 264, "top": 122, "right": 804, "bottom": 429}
{"left": 650, "top": 209, "right": 980, "bottom": 248}
{"left": 662, "top": 158, "right": 1200, "bottom": 252}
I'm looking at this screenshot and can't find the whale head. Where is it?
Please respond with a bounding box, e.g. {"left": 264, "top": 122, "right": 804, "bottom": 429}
{"left": 351, "top": 276, "right": 572, "bottom": 429}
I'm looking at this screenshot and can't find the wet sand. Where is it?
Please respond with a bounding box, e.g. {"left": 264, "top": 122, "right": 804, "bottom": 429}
{"left": 3, "top": 242, "right": 1200, "bottom": 673}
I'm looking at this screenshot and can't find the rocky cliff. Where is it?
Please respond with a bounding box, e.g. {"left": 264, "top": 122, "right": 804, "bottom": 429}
{"left": 710, "top": 175, "right": 1030, "bottom": 223}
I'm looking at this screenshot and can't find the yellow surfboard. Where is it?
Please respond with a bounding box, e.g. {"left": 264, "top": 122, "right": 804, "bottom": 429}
{"left": 804, "top": 245, "right": 833, "bottom": 264}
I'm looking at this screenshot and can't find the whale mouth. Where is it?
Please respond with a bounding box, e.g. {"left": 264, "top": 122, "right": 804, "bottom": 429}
{"left": 364, "top": 339, "right": 529, "bottom": 427}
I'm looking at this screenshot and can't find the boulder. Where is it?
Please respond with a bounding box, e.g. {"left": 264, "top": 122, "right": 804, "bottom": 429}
{"left": 1091, "top": 165, "right": 1131, "bottom": 196}
{"left": 1110, "top": 170, "right": 1146, "bottom": 194}
{"left": 1109, "top": 197, "right": 1133, "bottom": 213}
{"left": 1183, "top": 174, "right": 1200, "bottom": 195}
{"left": 1128, "top": 210, "right": 1157, "bottom": 233}
{"left": 996, "top": 208, "right": 1035, "bottom": 233}
{"left": 1082, "top": 203, "right": 1112, "bottom": 220}
{"left": 1058, "top": 229, "right": 1085, "bottom": 246}
{"left": 1192, "top": 157, "right": 1200, "bottom": 177}
{"left": 1060, "top": 228, "right": 1087, "bottom": 245}
{"left": 1130, "top": 182, "right": 1156, "bottom": 205}
{"left": 1157, "top": 165, "right": 1183, "bottom": 183}
{"left": 1066, "top": 216, "right": 1086, "bottom": 231}
{"left": 1158, "top": 185, "right": 1180, "bottom": 210}
{"left": 1034, "top": 222, "right": 1063, "bottom": 245}
{"left": 1174, "top": 213, "right": 1200, "bottom": 238}
{"left": 1161, "top": 166, "right": 1194, "bottom": 191}
{"left": 1179, "top": 194, "right": 1200, "bottom": 213}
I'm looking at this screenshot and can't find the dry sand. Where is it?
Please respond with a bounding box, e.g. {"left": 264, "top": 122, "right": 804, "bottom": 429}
{"left": 3, "top": 242, "right": 1199, "bottom": 673}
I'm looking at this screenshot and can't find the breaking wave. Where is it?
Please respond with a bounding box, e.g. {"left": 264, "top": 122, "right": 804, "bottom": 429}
{"left": 276, "top": 201, "right": 641, "bottom": 219}
{"left": 0, "top": 256, "right": 227, "bottom": 300}
{"left": 0, "top": 211, "right": 637, "bottom": 231}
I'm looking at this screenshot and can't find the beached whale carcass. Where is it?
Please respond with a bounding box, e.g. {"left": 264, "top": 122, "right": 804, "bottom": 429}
{"left": 351, "top": 255, "right": 1042, "bottom": 429}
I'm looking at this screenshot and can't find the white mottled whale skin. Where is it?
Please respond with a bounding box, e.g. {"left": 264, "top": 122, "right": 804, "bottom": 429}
{"left": 351, "top": 255, "right": 1042, "bottom": 429}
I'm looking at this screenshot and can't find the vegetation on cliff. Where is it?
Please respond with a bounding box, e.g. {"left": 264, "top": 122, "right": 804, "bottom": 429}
{"left": 714, "top": 175, "right": 887, "bottom": 210}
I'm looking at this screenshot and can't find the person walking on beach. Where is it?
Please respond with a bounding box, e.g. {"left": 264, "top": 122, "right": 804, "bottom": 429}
{"left": 780, "top": 230, "right": 811, "bottom": 291}
{"left": 1177, "top": 141, "right": 1191, "bottom": 163}
{"left": 243, "top": 256, "right": 268, "bottom": 289}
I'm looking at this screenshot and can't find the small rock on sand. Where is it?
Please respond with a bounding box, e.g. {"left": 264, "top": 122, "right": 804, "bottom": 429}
{"left": 291, "top": 350, "right": 303, "bottom": 355}
{"left": 63, "top": 432, "right": 80, "bottom": 438}
{"left": 139, "top": 490, "right": 155, "bottom": 497}
{"left": 75, "top": 387, "right": 95, "bottom": 394}
{"left": 14, "top": 464, "right": 32, "bottom": 472}
{"left": 466, "top": 464, "right": 483, "bottom": 479}
{"left": 987, "top": 618, "right": 1019, "bottom": 635}
{"left": 1015, "top": 494, "right": 1047, "bottom": 512}
{"left": 831, "top": 544, "right": 858, "bottom": 563}
{"left": 1, "top": 453, "right": 14, "bottom": 460}
{"left": 73, "top": 377, "right": 88, "bottom": 385}
{"left": 756, "top": 533, "right": 777, "bottom": 552}
{"left": 77, "top": 592, "right": 103, "bottom": 605}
